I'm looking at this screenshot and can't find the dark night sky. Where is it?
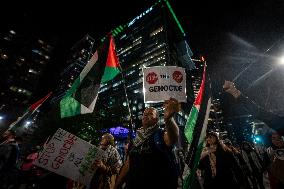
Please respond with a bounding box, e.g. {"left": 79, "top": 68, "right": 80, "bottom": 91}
{"left": 2, "top": 0, "right": 284, "bottom": 114}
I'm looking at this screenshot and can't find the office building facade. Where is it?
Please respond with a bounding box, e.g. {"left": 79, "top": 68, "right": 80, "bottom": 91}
{"left": 0, "top": 29, "right": 54, "bottom": 126}
{"left": 95, "top": 0, "right": 195, "bottom": 129}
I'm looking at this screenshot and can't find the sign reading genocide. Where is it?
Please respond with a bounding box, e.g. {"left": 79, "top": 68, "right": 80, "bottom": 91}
{"left": 33, "top": 128, "right": 105, "bottom": 186}
{"left": 143, "top": 66, "right": 186, "bottom": 103}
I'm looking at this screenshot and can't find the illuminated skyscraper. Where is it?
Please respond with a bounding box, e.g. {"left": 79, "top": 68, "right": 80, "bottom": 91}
{"left": 0, "top": 29, "right": 54, "bottom": 124}
{"left": 95, "top": 0, "right": 195, "bottom": 129}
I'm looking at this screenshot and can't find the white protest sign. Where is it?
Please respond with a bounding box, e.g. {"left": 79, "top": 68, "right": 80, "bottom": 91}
{"left": 33, "top": 128, "right": 105, "bottom": 186}
{"left": 143, "top": 66, "right": 186, "bottom": 102}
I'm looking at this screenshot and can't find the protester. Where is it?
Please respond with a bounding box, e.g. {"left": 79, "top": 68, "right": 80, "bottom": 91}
{"left": 89, "top": 133, "right": 122, "bottom": 189}
{"left": 265, "top": 132, "right": 284, "bottom": 189}
{"left": 223, "top": 80, "right": 284, "bottom": 135}
{"left": 198, "top": 132, "right": 243, "bottom": 189}
{"left": 223, "top": 139, "right": 255, "bottom": 189}
{"left": 114, "top": 98, "right": 180, "bottom": 189}
{"left": 241, "top": 141, "right": 265, "bottom": 189}
{"left": 0, "top": 130, "right": 20, "bottom": 189}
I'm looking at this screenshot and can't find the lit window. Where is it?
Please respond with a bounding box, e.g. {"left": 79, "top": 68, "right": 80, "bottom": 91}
{"left": 10, "top": 30, "right": 16, "bottom": 35}
{"left": 1, "top": 53, "right": 8, "bottom": 60}
{"left": 150, "top": 27, "right": 164, "bottom": 37}
{"left": 28, "top": 69, "right": 38, "bottom": 74}
{"left": 133, "top": 89, "right": 140, "bottom": 93}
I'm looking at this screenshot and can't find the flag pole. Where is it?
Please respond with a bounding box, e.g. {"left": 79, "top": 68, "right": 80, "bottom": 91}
{"left": 109, "top": 33, "right": 134, "bottom": 141}
{"left": 118, "top": 65, "right": 135, "bottom": 142}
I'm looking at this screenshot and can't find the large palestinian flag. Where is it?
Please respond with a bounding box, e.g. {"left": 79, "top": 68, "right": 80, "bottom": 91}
{"left": 60, "top": 35, "right": 120, "bottom": 118}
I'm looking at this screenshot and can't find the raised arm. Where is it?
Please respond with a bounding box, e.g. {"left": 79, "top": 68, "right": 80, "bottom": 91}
{"left": 223, "top": 80, "right": 284, "bottom": 135}
{"left": 163, "top": 98, "right": 180, "bottom": 146}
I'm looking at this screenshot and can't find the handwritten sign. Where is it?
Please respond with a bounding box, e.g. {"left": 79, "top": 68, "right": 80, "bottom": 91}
{"left": 143, "top": 66, "right": 186, "bottom": 102}
{"left": 33, "top": 128, "right": 105, "bottom": 186}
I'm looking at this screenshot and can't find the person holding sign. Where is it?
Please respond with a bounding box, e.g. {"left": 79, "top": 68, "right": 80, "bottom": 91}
{"left": 89, "top": 133, "right": 122, "bottom": 189}
{"left": 114, "top": 98, "right": 180, "bottom": 189}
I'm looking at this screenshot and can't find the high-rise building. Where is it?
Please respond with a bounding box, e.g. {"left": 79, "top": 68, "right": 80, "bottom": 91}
{"left": 0, "top": 29, "right": 55, "bottom": 125}
{"left": 94, "top": 0, "right": 195, "bottom": 130}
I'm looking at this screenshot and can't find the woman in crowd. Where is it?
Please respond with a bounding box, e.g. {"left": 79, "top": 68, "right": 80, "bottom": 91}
{"left": 198, "top": 132, "right": 243, "bottom": 189}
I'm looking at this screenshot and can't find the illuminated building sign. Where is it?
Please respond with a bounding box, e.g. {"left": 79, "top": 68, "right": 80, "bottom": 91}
{"left": 128, "top": 6, "right": 154, "bottom": 27}
{"left": 102, "top": 126, "right": 135, "bottom": 139}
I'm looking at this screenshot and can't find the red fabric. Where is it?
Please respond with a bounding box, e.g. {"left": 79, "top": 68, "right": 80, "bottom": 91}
{"left": 21, "top": 152, "right": 38, "bottom": 171}
{"left": 105, "top": 35, "right": 120, "bottom": 68}
{"left": 194, "top": 66, "right": 206, "bottom": 106}
{"left": 29, "top": 92, "right": 52, "bottom": 111}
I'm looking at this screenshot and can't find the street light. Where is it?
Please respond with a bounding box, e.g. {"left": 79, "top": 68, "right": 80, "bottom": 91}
{"left": 0, "top": 116, "right": 3, "bottom": 120}
{"left": 278, "top": 55, "right": 284, "bottom": 65}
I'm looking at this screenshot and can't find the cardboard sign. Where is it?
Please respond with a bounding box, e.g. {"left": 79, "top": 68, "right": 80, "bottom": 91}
{"left": 33, "top": 128, "right": 105, "bottom": 186}
{"left": 143, "top": 66, "right": 186, "bottom": 102}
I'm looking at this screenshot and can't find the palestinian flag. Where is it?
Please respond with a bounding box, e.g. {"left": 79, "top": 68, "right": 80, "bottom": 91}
{"left": 183, "top": 65, "right": 212, "bottom": 189}
{"left": 184, "top": 65, "right": 206, "bottom": 144}
{"left": 9, "top": 92, "right": 53, "bottom": 131}
{"left": 60, "top": 34, "right": 120, "bottom": 118}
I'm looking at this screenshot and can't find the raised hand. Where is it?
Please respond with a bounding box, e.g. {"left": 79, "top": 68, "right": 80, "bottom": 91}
{"left": 223, "top": 80, "right": 241, "bottom": 98}
{"left": 163, "top": 98, "right": 180, "bottom": 120}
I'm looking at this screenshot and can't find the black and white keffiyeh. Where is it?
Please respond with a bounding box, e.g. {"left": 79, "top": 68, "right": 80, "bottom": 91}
{"left": 133, "top": 125, "right": 158, "bottom": 147}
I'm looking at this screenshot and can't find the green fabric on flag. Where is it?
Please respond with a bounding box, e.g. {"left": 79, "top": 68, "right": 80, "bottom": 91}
{"left": 183, "top": 142, "right": 204, "bottom": 189}
{"left": 183, "top": 97, "right": 212, "bottom": 189}
{"left": 184, "top": 106, "right": 199, "bottom": 144}
{"left": 60, "top": 78, "right": 82, "bottom": 118}
{"left": 60, "top": 96, "right": 81, "bottom": 118}
{"left": 101, "top": 66, "right": 120, "bottom": 84}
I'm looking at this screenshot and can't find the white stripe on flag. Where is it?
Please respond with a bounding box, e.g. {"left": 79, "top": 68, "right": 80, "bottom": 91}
{"left": 80, "top": 51, "right": 98, "bottom": 80}
{"left": 198, "top": 97, "right": 212, "bottom": 145}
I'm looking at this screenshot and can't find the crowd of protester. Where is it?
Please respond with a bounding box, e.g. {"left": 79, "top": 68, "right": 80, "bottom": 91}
{"left": 0, "top": 82, "right": 283, "bottom": 189}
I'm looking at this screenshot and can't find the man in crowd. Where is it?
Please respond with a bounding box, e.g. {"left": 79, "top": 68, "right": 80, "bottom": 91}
{"left": 0, "top": 130, "right": 20, "bottom": 189}
{"left": 89, "top": 133, "right": 122, "bottom": 189}
{"left": 114, "top": 98, "right": 180, "bottom": 189}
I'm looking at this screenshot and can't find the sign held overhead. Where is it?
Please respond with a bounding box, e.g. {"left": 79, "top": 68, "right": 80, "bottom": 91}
{"left": 143, "top": 66, "right": 186, "bottom": 103}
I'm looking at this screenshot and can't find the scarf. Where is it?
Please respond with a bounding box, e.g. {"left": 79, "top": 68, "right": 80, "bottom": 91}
{"left": 208, "top": 145, "right": 217, "bottom": 178}
{"left": 133, "top": 125, "right": 158, "bottom": 147}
